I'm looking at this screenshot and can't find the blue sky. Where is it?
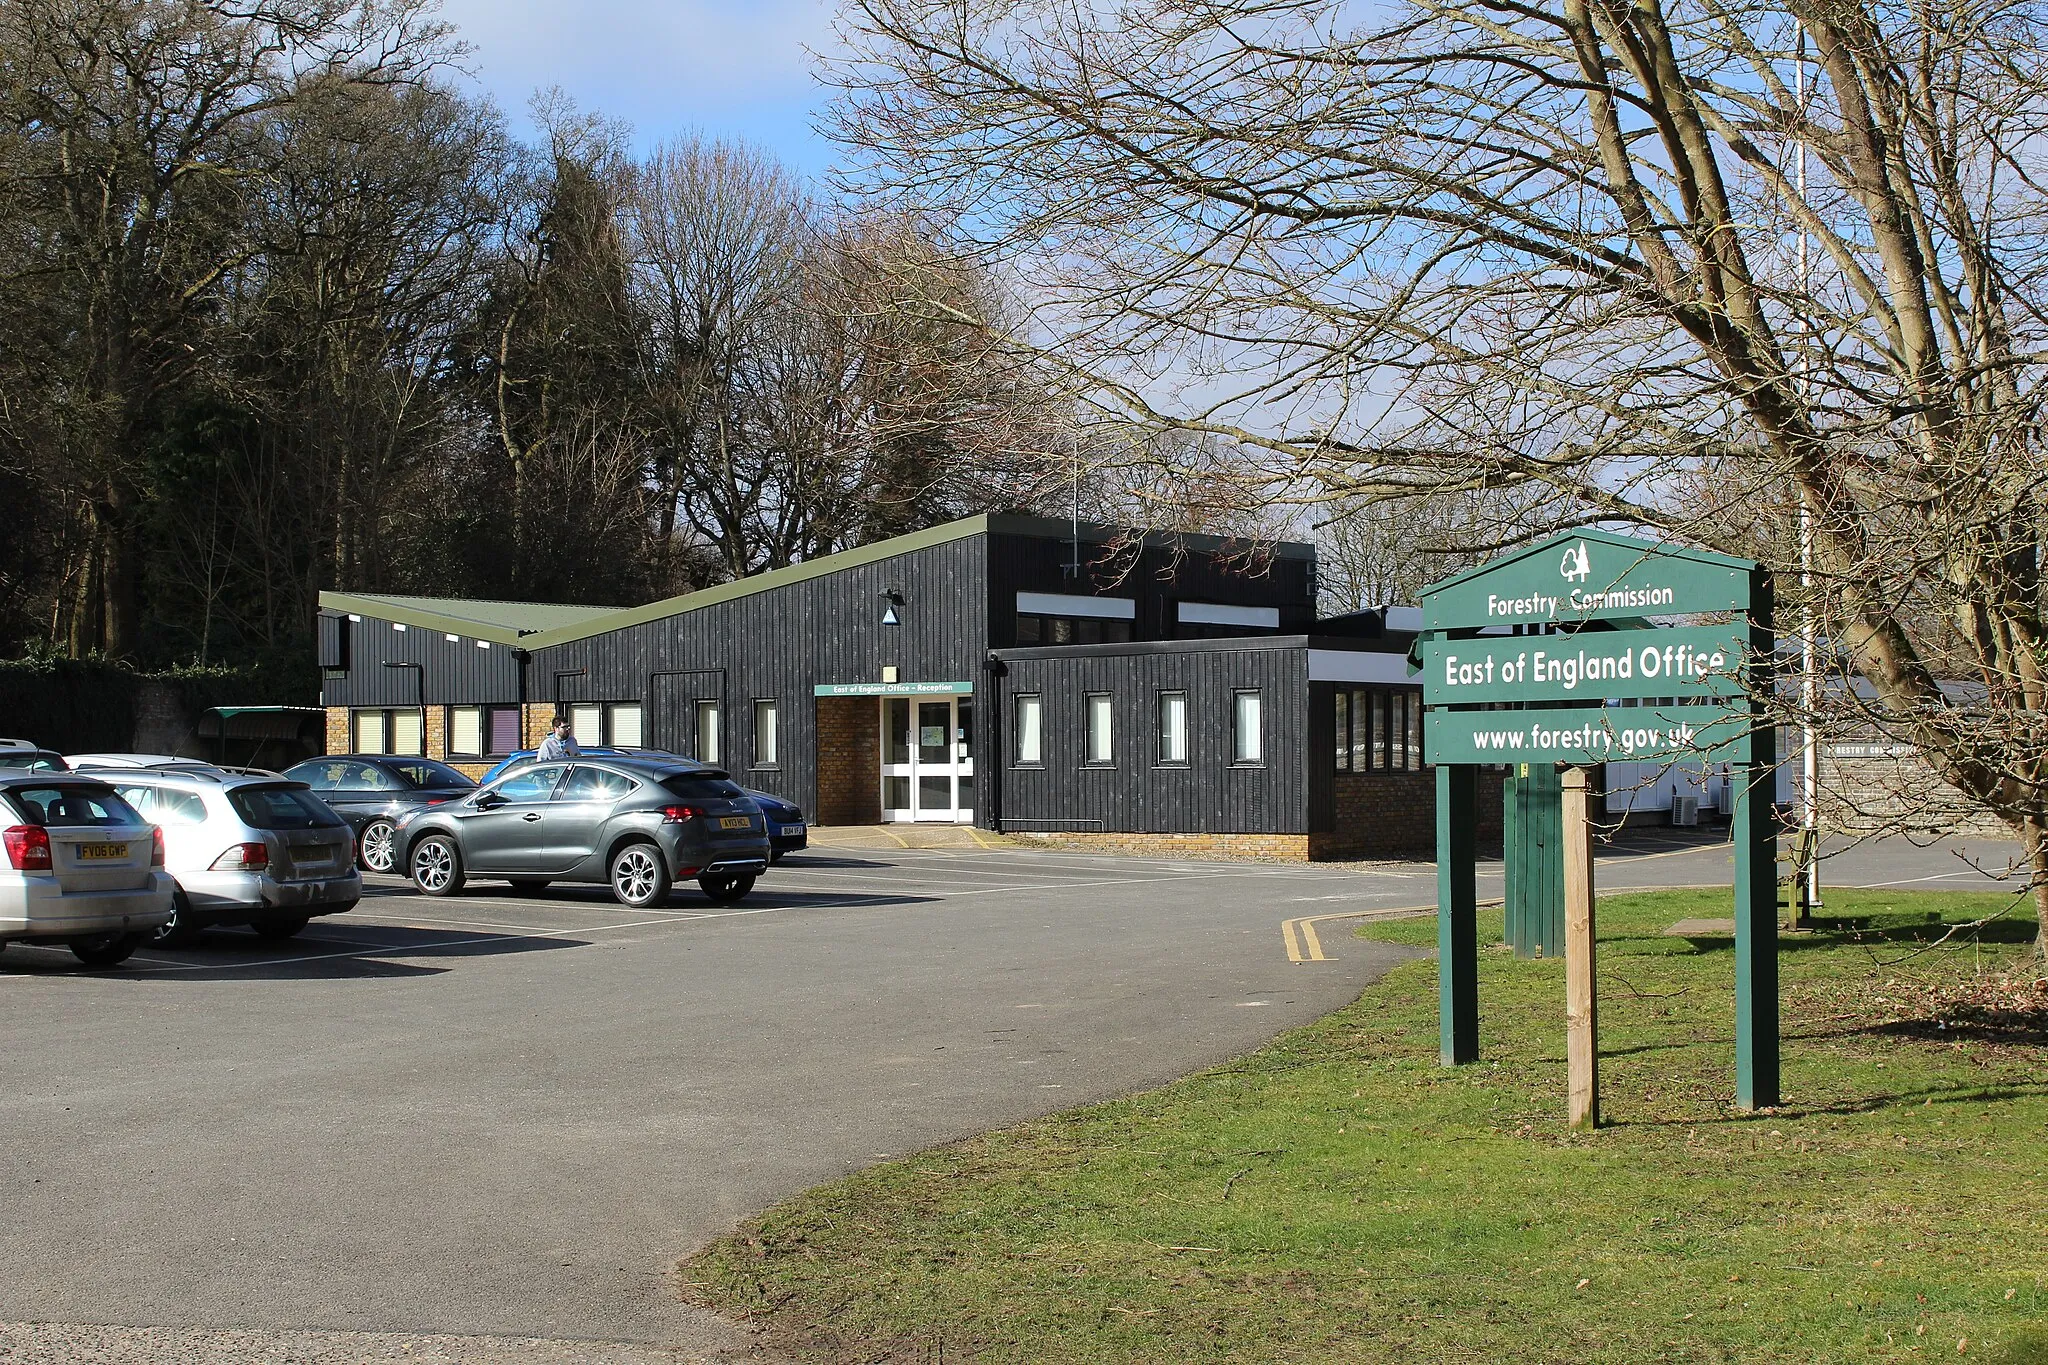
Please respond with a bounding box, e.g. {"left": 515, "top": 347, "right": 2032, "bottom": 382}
{"left": 434, "top": 0, "right": 845, "bottom": 177}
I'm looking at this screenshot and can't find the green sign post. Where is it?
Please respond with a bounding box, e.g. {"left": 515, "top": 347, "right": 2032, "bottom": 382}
{"left": 1418, "top": 529, "right": 1780, "bottom": 1111}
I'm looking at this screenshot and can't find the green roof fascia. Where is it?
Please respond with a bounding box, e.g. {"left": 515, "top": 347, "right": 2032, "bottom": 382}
{"left": 319, "top": 591, "right": 531, "bottom": 645}
{"left": 982, "top": 513, "right": 1316, "bottom": 561}
{"left": 354, "top": 593, "right": 621, "bottom": 633}
{"left": 1418, "top": 527, "right": 1756, "bottom": 600}
{"left": 514, "top": 514, "right": 1000, "bottom": 650}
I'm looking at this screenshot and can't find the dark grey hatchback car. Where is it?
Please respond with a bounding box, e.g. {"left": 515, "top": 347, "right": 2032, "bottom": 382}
{"left": 393, "top": 757, "right": 771, "bottom": 907}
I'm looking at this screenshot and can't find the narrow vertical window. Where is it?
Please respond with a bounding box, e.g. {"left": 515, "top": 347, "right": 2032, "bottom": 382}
{"left": 1407, "top": 690, "right": 1424, "bottom": 767}
{"left": 1013, "top": 694, "right": 1042, "bottom": 764}
{"left": 571, "top": 702, "right": 603, "bottom": 747}
{"left": 1085, "top": 693, "right": 1113, "bottom": 765}
{"left": 1389, "top": 691, "right": 1407, "bottom": 769}
{"left": 391, "top": 709, "right": 425, "bottom": 756}
{"left": 1233, "top": 690, "right": 1263, "bottom": 764}
{"left": 1372, "top": 691, "right": 1390, "bottom": 770}
{"left": 1157, "top": 691, "right": 1188, "bottom": 764}
{"left": 695, "top": 699, "right": 721, "bottom": 764}
{"left": 449, "top": 706, "right": 482, "bottom": 757}
{"left": 1350, "top": 689, "right": 1370, "bottom": 771}
{"left": 753, "top": 699, "right": 779, "bottom": 766}
{"left": 354, "top": 710, "right": 386, "bottom": 755}
{"left": 1334, "top": 689, "right": 1351, "bottom": 771}
{"left": 610, "top": 703, "right": 643, "bottom": 749}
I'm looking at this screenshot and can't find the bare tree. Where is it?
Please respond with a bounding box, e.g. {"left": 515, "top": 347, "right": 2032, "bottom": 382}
{"left": 0, "top": 0, "right": 459, "bottom": 657}
{"left": 837, "top": 0, "right": 2048, "bottom": 953}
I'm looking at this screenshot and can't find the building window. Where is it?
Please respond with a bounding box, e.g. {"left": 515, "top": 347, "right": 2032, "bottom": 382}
{"left": 1332, "top": 687, "right": 1425, "bottom": 772}
{"left": 353, "top": 708, "right": 423, "bottom": 756}
{"left": 610, "top": 703, "right": 643, "bottom": 748}
{"left": 447, "top": 705, "right": 523, "bottom": 758}
{"left": 1013, "top": 694, "right": 1043, "bottom": 765}
{"left": 561, "top": 702, "right": 642, "bottom": 749}
{"left": 1085, "top": 693, "right": 1113, "bottom": 765}
{"left": 753, "top": 699, "right": 779, "bottom": 767}
{"left": 1015, "top": 615, "right": 1134, "bottom": 646}
{"left": 1334, "top": 689, "right": 1351, "bottom": 771}
{"left": 1157, "top": 691, "right": 1188, "bottom": 764}
{"left": 1233, "top": 690, "right": 1263, "bottom": 764}
{"left": 694, "top": 699, "right": 721, "bottom": 764}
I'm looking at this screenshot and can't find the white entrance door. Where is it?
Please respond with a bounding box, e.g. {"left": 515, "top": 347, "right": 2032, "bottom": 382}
{"left": 880, "top": 696, "right": 974, "bottom": 822}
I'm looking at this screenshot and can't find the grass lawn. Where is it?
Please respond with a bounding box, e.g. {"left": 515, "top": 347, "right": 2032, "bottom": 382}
{"left": 684, "top": 886, "right": 2048, "bottom": 1363}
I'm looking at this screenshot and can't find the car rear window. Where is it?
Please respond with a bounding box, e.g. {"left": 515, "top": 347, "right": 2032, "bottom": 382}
{"left": 0, "top": 751, "right": 65, "bottom": 772}
{"left": 4, "top": 784, "right": 142, "bottom": 827}
{"left": 662, "top": 775, "right": 745, "bottom": 800}
{"left": 228, "top": 785, "right": 343, "bottom": 830}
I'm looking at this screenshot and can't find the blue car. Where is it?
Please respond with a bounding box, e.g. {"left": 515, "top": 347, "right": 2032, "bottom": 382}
{"left": 478, "top": 748, "right": 808, "bottom": 862}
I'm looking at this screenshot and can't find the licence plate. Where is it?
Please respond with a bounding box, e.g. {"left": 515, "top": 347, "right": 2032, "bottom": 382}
{"left": 78, "top": 843, "right": 129, "bottom": 860}
{"left": 717, "top": 816, "right": 752, "bottom": 830}
{"left": 778, "top": 824, "right": 805, "bottom": 837}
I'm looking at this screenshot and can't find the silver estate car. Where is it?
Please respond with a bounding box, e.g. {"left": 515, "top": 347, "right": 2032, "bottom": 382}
{"left": 0, "top": 773, "right": 174, "bottom": 967}
{"left": 91, "top": 768, "right": 361, "bottom": 944}
{"left": 395, "top": 757, "right": 772, "bottom": 907}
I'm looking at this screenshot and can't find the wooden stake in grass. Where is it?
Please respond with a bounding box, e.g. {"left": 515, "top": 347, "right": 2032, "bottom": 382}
{"left": 1563, "top": 766, "right": 1599, "bottom": 1130}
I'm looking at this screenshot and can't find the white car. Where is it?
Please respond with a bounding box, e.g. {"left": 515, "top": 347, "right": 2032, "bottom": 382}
{"left": 0, "top": 773, "right": 174, "bottom": 967}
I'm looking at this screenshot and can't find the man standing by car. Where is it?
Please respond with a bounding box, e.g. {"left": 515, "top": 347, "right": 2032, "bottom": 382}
{"left": 537, "top": 716, "right": 580, "bottom": 763}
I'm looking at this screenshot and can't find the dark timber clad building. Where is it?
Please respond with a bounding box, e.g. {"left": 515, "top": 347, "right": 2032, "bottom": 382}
{"left": 317, "top": 514, "right": 1432, "bottom": 858}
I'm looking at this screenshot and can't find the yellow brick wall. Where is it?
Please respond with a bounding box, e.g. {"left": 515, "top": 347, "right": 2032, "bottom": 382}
{"left": 1008, "top": 830, "right": 1314, "bottom": 862}
{"left": 325, "top": 707, "right": 349, "bottom": 755}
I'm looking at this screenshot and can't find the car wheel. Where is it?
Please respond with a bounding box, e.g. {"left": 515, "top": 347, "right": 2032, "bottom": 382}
{"left": 151, "top": 889, "right": 201, "bottom": 947}
{"left": 411, "top": 835, "right": 465, "bottom": 897}
{"left": 698, "top": 872, "right": 756, "bottom": 904}
{"left": 250, "top": 914, "right": 310, "bottom": 941}
{"left": 70, "top": 932, "right": 141, "bottom": 969}
{"left": 358, "top": 818, "right": 398, "bottom": 874}
{"left": 609, "top": 842, "right": 670, "bottom": 908}
{"left": 506, "top": 879, "right": 551, "bottom": 895}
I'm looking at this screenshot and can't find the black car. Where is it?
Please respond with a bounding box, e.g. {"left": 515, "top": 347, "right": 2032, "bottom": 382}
{"left": 282, "top": 755, "right": 478, "bottom": 873}
{"left": 749, "top": 789, "right": 808, "bottom": 862}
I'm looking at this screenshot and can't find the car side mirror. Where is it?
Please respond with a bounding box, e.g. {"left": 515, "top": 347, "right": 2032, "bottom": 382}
{"left": 474, "top": 790, "right": 506, "bottom": 811}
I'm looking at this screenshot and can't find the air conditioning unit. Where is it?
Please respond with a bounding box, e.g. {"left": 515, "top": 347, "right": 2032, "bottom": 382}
{"left": 1670, "top": 795, "right": 1701, "bottom": 827}
{"left": 1716, "top": 782, "right": 1737, "bottom": 817}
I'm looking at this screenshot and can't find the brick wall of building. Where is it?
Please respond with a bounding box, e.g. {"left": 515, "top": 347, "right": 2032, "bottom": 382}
{"left": 815, "top": 696, "right": 880, "bottom": 825}
{"left": 1312, "top": 769, "right": 1437, "bottom": 859}
{"left": 1011, "top": 830, "right": 1313, "bottom": 860}
{"left": 424, "top": 705, "right": 447, "bottom": 762}
{"left": 325, "top": 706, "right": 348, "bottom": 755}
{"left": 1817, "top": 747, "right": 2010, "bottom": 839}
{"left": 523, "top": 703, "right": 555, "bottom": 752}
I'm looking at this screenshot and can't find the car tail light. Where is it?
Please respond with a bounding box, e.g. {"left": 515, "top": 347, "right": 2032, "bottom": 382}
{"left": 677, "top": 866, "right": 701, "bottom": 878}
{"left": 425, "top": 797, "right": 448, "bottom": 805}
{"left": 151, "top": 828, "right": 165, "bottom": 867}
{"left": 211, "top": 842, "right": 269, "bottom": 871}
{"left": 3, "top": 825, "right": 51, "bottom": 871}
{"left": 660, "top": 805, "right": 699, "bottom": 824}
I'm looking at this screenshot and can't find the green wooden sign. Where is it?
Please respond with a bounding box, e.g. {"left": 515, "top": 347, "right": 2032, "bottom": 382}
{"left": 813, "top": 681, "right": 973, "bottom": 697}
{"left": 1424, "top": 703, "right": 1752, "bottom": 766}
{"left": 1421, "top": 625, "right": 1749, "bottom": 706}
{"left": 1417, "top": 526, "right": 1780, "bottom": 1113}
{"left": 1421, "top": 529, "right": 1755, "bottom": 629}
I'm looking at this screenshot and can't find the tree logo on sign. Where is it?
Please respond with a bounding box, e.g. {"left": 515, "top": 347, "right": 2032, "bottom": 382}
{"left": 1559, "top": 542, "right": 1592, "bottom": 584}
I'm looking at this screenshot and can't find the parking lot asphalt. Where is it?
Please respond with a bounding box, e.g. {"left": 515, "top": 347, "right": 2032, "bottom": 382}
{"left": 0, "top": 832, "right": 2024, "bottom": 1357}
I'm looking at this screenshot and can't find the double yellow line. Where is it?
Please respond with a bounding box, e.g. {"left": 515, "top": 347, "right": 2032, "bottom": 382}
{"left": 1280, "top": 903, "right": 1434, "bottom": 962}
